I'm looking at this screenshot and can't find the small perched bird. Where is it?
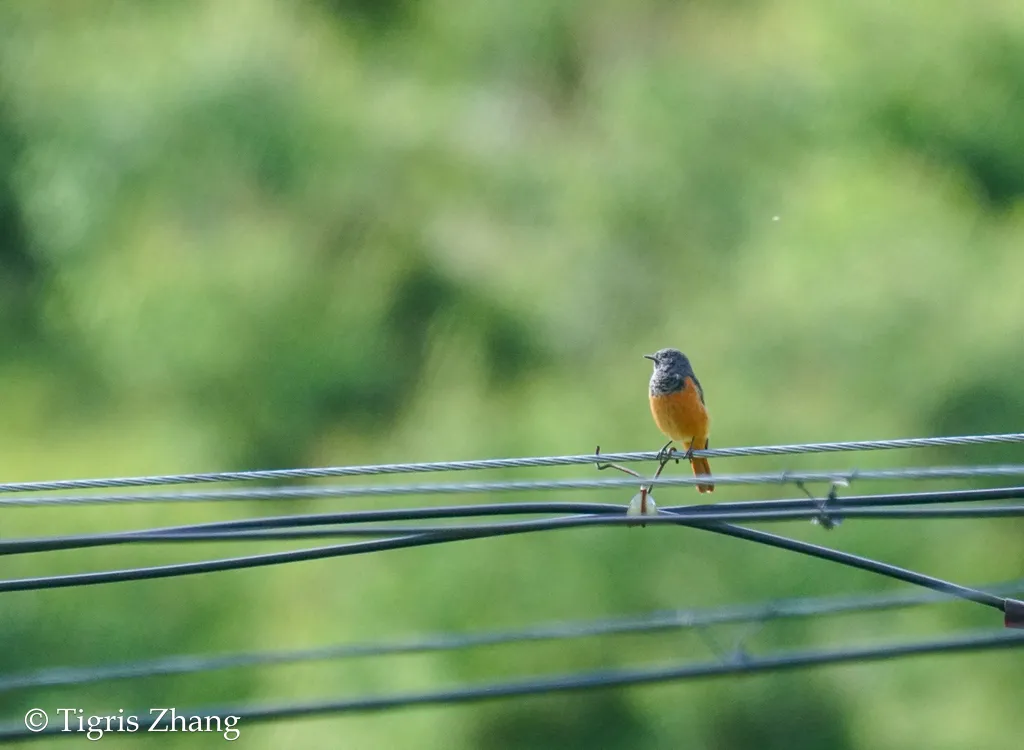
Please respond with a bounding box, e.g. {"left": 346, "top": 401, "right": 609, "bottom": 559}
{"left": 644, "top": 348, "right": 714, "bottom": 493}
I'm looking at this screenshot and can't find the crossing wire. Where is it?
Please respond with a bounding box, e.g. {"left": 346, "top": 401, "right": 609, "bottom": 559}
{"left": 2, "top": 578, "right": 1021, "bottom": 693}
{"left": 4, "top": 501, "right": 1024, "bottom": 556}
{"left": 0, "top": 434, "right": 1021, "bottom": 740}
{"left": 0, "top": 502, "right": 1016, "bottom": 620}
{"left": 1, "top": 629, "right": 1022, "bottom": 742}
{"left": 6, "top": 482, "right": 1023, "bottom": 553}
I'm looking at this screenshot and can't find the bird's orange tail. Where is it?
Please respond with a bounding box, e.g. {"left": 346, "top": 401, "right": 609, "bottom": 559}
{"left": 691, "top": 457, "right": 714, "bottom": 493}
{"left": 689, "top": 440, "right": 714, "bottom": 493}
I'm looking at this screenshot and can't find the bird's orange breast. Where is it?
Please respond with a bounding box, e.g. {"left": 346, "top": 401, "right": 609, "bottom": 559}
{"left": 649, "top": 378, "right": 710, "bottom": 444}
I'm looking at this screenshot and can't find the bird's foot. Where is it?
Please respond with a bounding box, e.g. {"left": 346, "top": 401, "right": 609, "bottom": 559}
{"left": 682, "top": 441, "right": 696, "bottom": 462}
{"left": 654, "top": 441, "right": 677, "bottom": 474}
{"left": 655, "top": 440, "right": 677, "bottom": 463}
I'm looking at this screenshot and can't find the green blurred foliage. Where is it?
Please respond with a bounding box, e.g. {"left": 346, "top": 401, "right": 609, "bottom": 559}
{"left": 1, "top": 0, "right": 1023, "bottom": 747}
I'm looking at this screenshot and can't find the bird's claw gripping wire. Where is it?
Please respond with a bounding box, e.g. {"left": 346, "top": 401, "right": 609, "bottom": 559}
{"left": 669, "top": 437, "right": 702, "bottom": 474}
{"left": 654, "top": 440, "right": 679, "bottom": 474}
{"left": 682, "top": 441, "right": 696, "bottom": 462}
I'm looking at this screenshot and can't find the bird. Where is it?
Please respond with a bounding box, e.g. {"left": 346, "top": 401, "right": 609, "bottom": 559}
{"left": 644, "top": 348, "right": 714, "bottom": 493}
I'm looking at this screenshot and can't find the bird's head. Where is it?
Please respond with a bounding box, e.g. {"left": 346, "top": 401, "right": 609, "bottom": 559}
{"left": 643, "top": 348, "right": 690, "bottom": 374}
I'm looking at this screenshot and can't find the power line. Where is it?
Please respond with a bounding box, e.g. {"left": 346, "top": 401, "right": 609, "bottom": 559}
{"left": 1, "top": 432, "right": 1021, "bottom": 495}
{"left": 691, "top": 519, "right": 1008, "bottom": 612}
{"left": 6, "top": 484, "right": 1022, "bottom": 550}
{"left": 5, "top": 503, "right": 1024, "bottom": 556}
{"left": 5, "top": 465, "right": 1024, "bottom": 507}
{"left": 708, "top": 484, "right": 1024, "bottom": 512}
{"left": 0, "top": 438, "right": 1020, "bottom": 739}
{"left": 2, "top": 579, "right": 1021, "bottom": 693}
{"left": 87, "top": 503, "right": 1024, "bottom": 541}
{"left": 0, "top": 503, "right": 1016, "bottom": 621}
{"left": 2, "top": 628, "right": 1021, "bottom": 742}
{"left": 0, "top": 503, "right": 621, "bottom": 555}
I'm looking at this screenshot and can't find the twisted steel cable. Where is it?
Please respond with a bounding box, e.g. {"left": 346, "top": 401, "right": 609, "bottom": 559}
{"left": 0, "top": 432, "right": 1020, "bottom": 495}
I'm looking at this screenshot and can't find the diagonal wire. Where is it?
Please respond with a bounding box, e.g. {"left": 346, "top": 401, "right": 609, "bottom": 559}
{"left": 690, "top": 521, "right": 1006, "bottom": 610}
{"left": 2, "top": 579, "right": 1021, "bottom": 693}
{"left": 0, "top": 506, "right": 1014, "bottom": 620}
{"left": 0, "top": 503, "right": 621, "bottom": 555}
{"left": 0, "top": 432, "right": 1021, "bottom": 495}
{"left": 1, "top": 629, "right": 1021, "bottom": 742}
{"left": 5, "top": 465, "right": 1024, "bottom": 507}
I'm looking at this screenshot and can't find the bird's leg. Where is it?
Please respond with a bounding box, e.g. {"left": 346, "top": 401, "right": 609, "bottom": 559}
{"left": 655, "top": 440, "right": 674, "bottom": 462}
{"left": 682, "top": 438, "right": 697, "bottom": 462}
{"left": 654, "top": 440, "right": 676, "bottom": 475}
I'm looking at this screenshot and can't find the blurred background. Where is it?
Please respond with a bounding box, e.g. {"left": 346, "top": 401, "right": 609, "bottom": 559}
{"left": 1, "top": 0, "right": 1023, "bottom": 747}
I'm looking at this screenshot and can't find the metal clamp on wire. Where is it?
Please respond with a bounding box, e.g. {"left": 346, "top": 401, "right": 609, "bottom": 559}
{"left": 594, "top": 445, "right": 662, "bottom": 527}
{"left": 1004, "top": 598, "right": 1024, "bottom": 629}
{"left": 792, "top": 478, "right": 849, "bottom": 530}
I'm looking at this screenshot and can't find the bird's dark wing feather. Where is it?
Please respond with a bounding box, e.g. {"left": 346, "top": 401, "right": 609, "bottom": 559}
{"left": 689, "top": 373, "right": 706, "bottom": 405}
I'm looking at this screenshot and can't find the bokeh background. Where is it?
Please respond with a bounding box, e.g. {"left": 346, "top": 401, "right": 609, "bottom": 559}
{"left": 2, "top": 0, "right": 1023, "bottom": 747}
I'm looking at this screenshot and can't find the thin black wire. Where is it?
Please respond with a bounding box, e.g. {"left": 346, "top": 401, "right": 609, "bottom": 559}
{"left": 2, "top": 628, "right": 1021, "bottom": 742}
{"left": 0, "top": 504, "right": 1011, "bottom": 618}
{"left": 688, "top": 518, "right": 1007, "bottom": 611}
{"left": 6, "top": 465, "right": 1024, "bottom": 507}
{"left": 11, "top": 484, "right": 1021, "bottom": 552}
{"left": 2, "top": 483, "right": 1021, "bottom": 555}
{"left": 0, "top": 503, "right": 621, "bottom": 555}
{"left": 105, "top": 502, "right": 1024, "bottom": 543}
{"left": 10, "top": 483, "right": 1020, "bottom": 557}
{"left": 3, "top": 579, "right": 1021, "bottom": 694}
{"left": 707, "top": 484, "right": 1024, "bottom": 512}
{"left": 5, "top": 503, "right": 1024, "bottom": 555}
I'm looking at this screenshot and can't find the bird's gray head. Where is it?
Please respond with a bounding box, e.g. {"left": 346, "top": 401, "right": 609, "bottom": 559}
{"left": 643, "top": 348, "right": 691, "bottom": 376}
{"left": 644, "top": 348, "right": 697, "bottom": 397}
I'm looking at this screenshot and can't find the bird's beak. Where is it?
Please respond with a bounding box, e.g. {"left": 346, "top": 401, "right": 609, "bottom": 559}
{"left": 643, "top": 354, "right": 656, "bottom": 361}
